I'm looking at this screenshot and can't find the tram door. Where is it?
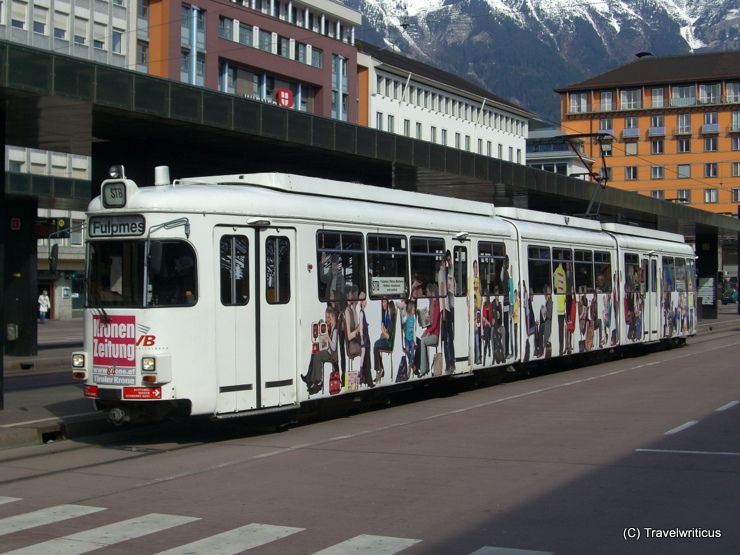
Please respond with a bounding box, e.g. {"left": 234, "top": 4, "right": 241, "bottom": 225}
{"left": 644, "top": 255, "right": 660, "bottom": 342}
{"left": 214, "top": 227, "right": 257, "bottom": 413}
{"left": 259, "top": 230, "right": 297, "bottom": 408}
{"left": 453, "top": 246, "right": 470, "bottom": 366}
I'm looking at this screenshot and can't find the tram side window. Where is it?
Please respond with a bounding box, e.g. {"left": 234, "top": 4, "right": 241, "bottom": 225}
{"left": 527, "top": 246, "right": 552, "bottom": 294}
{"left": 594, "top": 251, "right": 612, "bottom": 293}
{"left": 266, "top": 236, "right": 290, "bottom": 304}
{"left": 317, "top": 230, "right": 366, "bottom": 302}
{"left": 410, "top": 236, "right": 444, "bottom": 298}
{"left": 552, "top": 247, "right": 574, "bottom": 296}
{"left": 674, "top": 258, "right": 687, "bottom": 292}
{"left": 220, "top": 235, "right": 248, "bottom": 306}
{"left": 624, "top": 253, "right": 640, "bottom": 294}
{"left": 685, "top": 258, "right": 695, "bottom": 292}
{"left": 367, "top": 234, "right": 408, "bottom": 299}
{"left": 663, "top": 256, "right": 675, "bottom": 292}
{"left": 478, "top": 242, "right": 506, "bottom": 296}
{"left": 574, "top": 249, "right": 593, "bottom": 293}
{"left": 453, "top": 246, "right": 468, "bottom": 296}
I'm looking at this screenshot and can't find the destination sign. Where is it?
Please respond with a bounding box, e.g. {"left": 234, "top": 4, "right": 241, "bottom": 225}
{"left": 89, "top": 215, "right": 145, "bottom": 237}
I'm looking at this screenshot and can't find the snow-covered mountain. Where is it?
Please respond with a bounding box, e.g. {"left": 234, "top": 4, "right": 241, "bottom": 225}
{"left": 349, "top": 0, "right": 740, "bottom": 121}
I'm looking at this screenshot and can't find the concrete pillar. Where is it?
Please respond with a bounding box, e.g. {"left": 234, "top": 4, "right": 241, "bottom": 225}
{"left": 1, "top": 110, "right": 5, "bottom": 408}
{"left": 695, "top": 225, "right": 718, "bottom": 319}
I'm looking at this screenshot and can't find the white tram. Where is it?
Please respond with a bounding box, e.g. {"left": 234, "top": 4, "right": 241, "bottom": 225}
{"left": 72, "top": 168, "right": 696, "bottom": 423}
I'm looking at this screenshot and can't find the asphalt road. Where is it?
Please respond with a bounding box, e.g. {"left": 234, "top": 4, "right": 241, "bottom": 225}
{"left": 0, "top": 330, "right": 738, "bottom": 554}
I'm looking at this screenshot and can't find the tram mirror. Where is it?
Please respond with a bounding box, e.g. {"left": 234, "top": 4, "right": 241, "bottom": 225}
{"left": 149, "top": 242, "right": 163, "bottom": 275}
{"left": 49, "top": 243, "right": 59, "bottom": 273}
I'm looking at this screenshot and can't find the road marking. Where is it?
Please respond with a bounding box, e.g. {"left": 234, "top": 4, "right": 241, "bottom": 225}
{"left": 469, "top": 548, "right": 553, "bottom": 555}
{"left": 313, "top": 534, "right": 421, "bottom": 554}
{"left": 0, "top": 412, "right": 100, "bottom": 428}
{"left": 664, "top": 420, "right": 698, "bottom": 435}
{"left": 715, "top": 400, "right": 739, "bottom": 412}
{"left": 0, "top": 504, "right": 105, "bottom": 536}
{"left": 636, "top": 448, "right": 740, "bottom": 457}
{"left": 155, "top": 523, "right": 304, "bottom": 554}
{"left": 0, "top": 497, "right": 21, "bottom": 505}
{"left": 3, "top": 513, "right": 199, "bottom": 555}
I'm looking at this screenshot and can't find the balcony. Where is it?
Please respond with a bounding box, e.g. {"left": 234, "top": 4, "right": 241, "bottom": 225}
{"left": 701, "top": 123, "right": 720, "bottom": 134}
{"left": 729, "top": 123, "right": 740, "bottom": 133}
{"left": 698, "top": 96, "right": 720, "bottom": 105}
{"left": 622, "top": 128, "right": 640, "bottom": 138}
{"left": 670, "top": 97, "right": 696, "bottom": 107}
{"left": 648, "top": 126, "right": 665, "bottom": 137}
{"left": 675, "top": 127, "right": 691, "bottom": 136}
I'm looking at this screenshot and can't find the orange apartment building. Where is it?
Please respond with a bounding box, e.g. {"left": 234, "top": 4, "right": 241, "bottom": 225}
{"left": 556, "top": 51, "right": 740, "bottom": 216}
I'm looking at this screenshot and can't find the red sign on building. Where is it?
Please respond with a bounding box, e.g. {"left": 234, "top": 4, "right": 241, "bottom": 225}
{"left": 276, "top": 88, "right": 294, "bottom": 108}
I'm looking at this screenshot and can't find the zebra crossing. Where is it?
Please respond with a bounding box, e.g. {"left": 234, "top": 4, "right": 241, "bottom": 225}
{"left": 0, "top": 497, "right": 551, "bottom": 555}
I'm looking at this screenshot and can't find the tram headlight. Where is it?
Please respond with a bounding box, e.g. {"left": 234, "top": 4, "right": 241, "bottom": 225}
{"left": 72, "top": 353, "right": 86, "bottom": 368}
{"left": 142, "top": 357, "right": 156, "bottom": 372}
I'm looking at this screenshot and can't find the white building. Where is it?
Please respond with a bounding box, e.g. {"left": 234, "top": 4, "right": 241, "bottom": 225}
{"left": 357, "top": 41, "right": 532, "bottom": 163}
{"left": 0, "top": 0, "right": 131, "bottom": 67}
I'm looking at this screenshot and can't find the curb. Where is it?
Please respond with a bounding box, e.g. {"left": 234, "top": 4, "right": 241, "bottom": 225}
{"left": 0, "top": 413, "right": 112, "bottom": 450}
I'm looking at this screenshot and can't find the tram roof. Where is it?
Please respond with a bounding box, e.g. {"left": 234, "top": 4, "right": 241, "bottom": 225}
{"left": 175, "top": 173, "right": 496, "bottom": 218}
{"left": 601, "top": 223, "right": 685, "bottom": 244}
{"left": 494, "top": 207, "right": 603, "bottom": 232}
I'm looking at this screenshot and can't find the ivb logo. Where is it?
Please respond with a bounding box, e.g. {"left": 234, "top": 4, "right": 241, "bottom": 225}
{"left": 136, "top": 335, "right": 157, "bottom": 347}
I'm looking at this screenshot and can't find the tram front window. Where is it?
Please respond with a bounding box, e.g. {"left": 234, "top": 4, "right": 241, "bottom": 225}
{"left": 89, "top": 240, "right": 197, "bottom": 307}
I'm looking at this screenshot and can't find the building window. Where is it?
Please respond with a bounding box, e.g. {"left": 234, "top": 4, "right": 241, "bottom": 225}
{"left": 600, "top": 91, "right": 612, "bottom": 111}
{"left": 650, "top": 114, "right": 664, "bottom": 128}
{"left": 652, "top": 87, "right": 664, "bottom": 108}
{"left": 73, "top": 17, "right": 87, "bottom": 45}
{"left": 376, "top": 112, "right": 383, "bottom": 131}
{"left": 651, "top": 139, "right": 663, "bottom": 154}
{"left": 508, "top": 146, "right": 513, "bottom": 161}
{"left": 258, "top": 29, "right": 272, "bottom": 52}
{"left": 218, "top": 16, "right": 233, "bottom": 39}
{"left": 455, "top": 133, "right": 461, "bottom": 149}
{"left": 311, "top": 47, "right": 323, "bottom": 68}
{"left": 651, "top": 190, "right": 665, "bottom": 199}
{"left": 651, "top": 166, "right": 664, "bottom": 179}
{"left": 137, "top": 41, "right": 149, "bottom": 67}
{"left": 732, "top": 188, "right": 740, "bottom": 203}
{"left": 677, "top": 164, "right": 691, "bottom": 179}
{"left": 727, "top": 82, "right": 740, "bottom": 103}
{"left": 112, "top": 29, "right": 124, "bottom": 54}
{"left": 704, "top": 162, "right": 718, "bottom": 178}
{"left": 620, "top": 88, "right": 641, "bottom": 110}
{"left": 465, "top": 136, "right": 471, "bottom": 151}
{"left": 677, "top": 189, "right": 690, "bottom": 203}
{"left": 699, "top": 83, "right": 720, "bottom": 104}
{"left": 498, "top": 144, "right": 503, "bottom": 159}
{"left": 731, "top": 111, "right": 740, "bottom": 132}
{"left": 599, "top": 118, "right": 612, "bottom": 132}
{"left": 387, "top": 115, "right": 394, "bottom": 133}
{"left": 733, "top": 136, "right": 740, "bottom": 151}
{"left": 570, "top": 92, "right": 588, "bottom": 113}
{"left": 625, "top": 142, "right": 637, "bottom": 156}
{"left": 33, "top": 6, "right": 48, "bottom": 34}
{"left": 430, "top": 126, "right": 436, "bottom": 143}
{"left": 442, "top": 129, "right": 448, "bottom": 146}
{"left": 403, "top": 119, "right": 410, "bottom": 137}
{"left": 705, "top": 137, "right": 718, "bottom": 152}
{"left": 486, "top": 141, "right": 491, "bottom": 156}
{"left": 732, "top": 161, "right": 740, "bottom": 177}
{"left": 672, "top": 85, "right": 695, "bottom": 107}
{"left": 677, "top": 113, "right": 691, "bottom": 134}
{"left": 704, "top": 189, "right": 718, "bottom": 203}
{"left": 625, "top": 166, "right": 638, "bottom": 181}
{"left": 416, "top": 122, "right": 422, "bottom": 139}
{"left": 677, "top": 137, "right": 691, "bottom": 153}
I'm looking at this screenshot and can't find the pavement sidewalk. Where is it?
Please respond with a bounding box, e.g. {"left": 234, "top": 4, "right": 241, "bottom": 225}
{"left": 3, "top": 318, "right": 83, "bottom": 376}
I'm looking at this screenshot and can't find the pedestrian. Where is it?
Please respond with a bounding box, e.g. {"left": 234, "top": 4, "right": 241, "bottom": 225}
{"left": 38, "top": 289, "right": 50, "bottom": 323}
